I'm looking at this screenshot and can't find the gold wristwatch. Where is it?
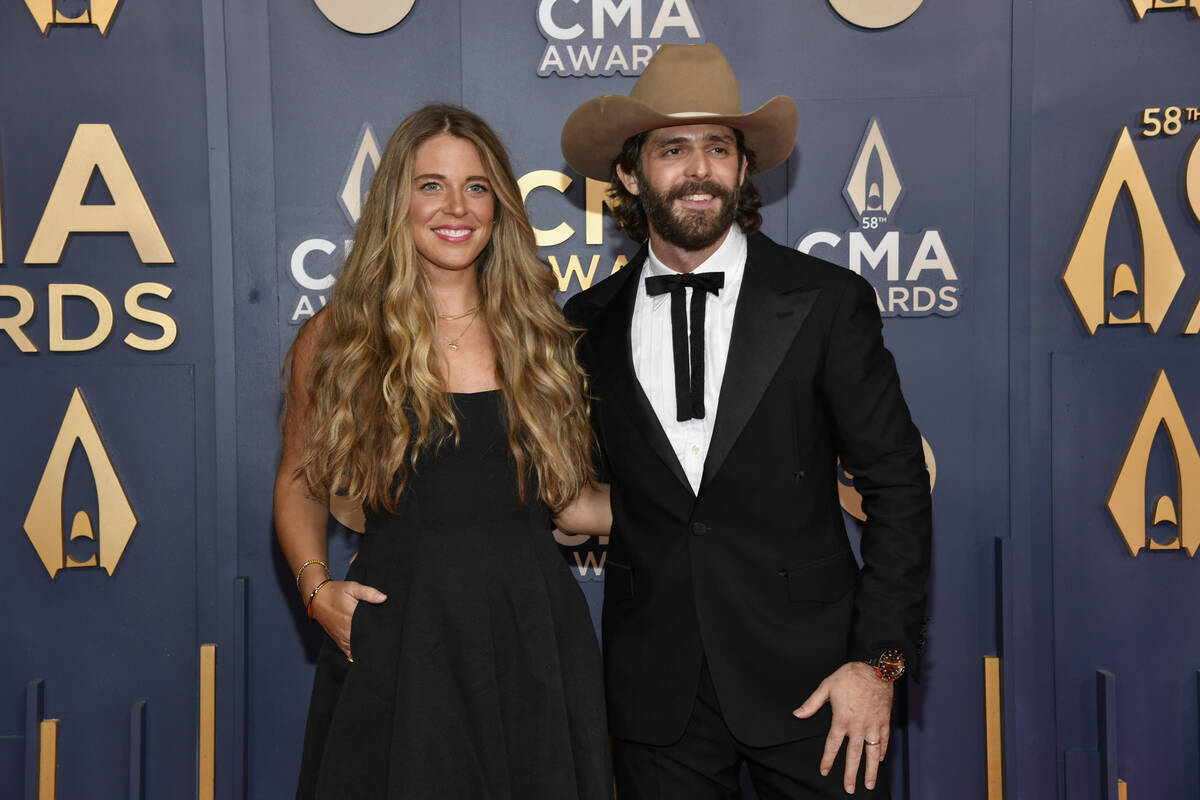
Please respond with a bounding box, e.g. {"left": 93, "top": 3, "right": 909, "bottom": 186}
{"left": 865, "top": 649, "right": 906, "bottom": 682}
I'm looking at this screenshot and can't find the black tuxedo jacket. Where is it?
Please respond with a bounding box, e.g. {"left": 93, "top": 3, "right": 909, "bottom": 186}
{"left": 564, "top": 232, "right": 932, "bottom": 747}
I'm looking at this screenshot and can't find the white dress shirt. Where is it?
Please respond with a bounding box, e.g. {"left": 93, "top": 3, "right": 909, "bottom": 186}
{"left": 631, "top": 227, "right": 748, "bottom": 494}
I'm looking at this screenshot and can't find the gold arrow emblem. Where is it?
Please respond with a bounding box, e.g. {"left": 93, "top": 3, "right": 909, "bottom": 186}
{"left": 24, "top": 388, "right": 136, "bottom": 578}
{"left": 1108, "top": 371, "right": 1200, "bottom": 556}
{"left": 1063, "top": 128, "right": 1184, "bottom": 334}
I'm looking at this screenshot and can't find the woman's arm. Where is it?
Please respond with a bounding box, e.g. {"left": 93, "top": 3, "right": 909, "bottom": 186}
{"left": 273, "top": 315, "right": 385, "bottom": 660}
{"left": 552, "top": 483, "right": 612, "bottom": 537}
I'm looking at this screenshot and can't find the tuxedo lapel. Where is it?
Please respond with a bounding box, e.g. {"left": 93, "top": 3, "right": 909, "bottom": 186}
{"left": 700, "top": 236, "right": 821, "bottom": 491}
{"left": 590, "top": 253, "right": 694, "bottom": 494}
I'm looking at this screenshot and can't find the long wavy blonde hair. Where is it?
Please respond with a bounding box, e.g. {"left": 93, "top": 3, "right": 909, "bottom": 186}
{"left": 290, "top": 104, "right": 594, "bottom": 514}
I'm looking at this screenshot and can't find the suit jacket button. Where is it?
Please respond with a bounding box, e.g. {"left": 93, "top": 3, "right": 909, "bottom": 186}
{"left": 691, "top": 522, "right": 707, "bottom": 536}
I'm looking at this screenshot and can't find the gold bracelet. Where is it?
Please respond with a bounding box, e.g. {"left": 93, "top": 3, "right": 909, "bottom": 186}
{"left": 295, "top": 559, "right": 329, "bottom": 591}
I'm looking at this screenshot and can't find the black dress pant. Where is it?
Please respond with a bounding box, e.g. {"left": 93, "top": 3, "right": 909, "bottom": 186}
{"left": 612, "top": 665, "right": 890, "bottom": 800}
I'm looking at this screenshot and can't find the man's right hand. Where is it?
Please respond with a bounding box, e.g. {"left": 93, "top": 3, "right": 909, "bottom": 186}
{"left": 792, "top": 661, "right": 894, "bottom": 793}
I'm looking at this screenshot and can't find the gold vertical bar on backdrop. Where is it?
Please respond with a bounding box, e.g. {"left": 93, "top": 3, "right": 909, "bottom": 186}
{"left": 39, "top": 718, "right": 59, "bottom": 800}
{"left": 1118, "top": 779, "right": 1128, "bottom": 800}
{"left": 984, "top": 656, "right": 1005, "bottom": 800}
{"left": 199, "top": 644, "right": 216, "bottom": 800}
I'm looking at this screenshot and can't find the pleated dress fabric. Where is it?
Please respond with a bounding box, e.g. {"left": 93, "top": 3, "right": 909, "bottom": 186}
{"left": 296, "top": 391, "right": 611, "bottom": 799}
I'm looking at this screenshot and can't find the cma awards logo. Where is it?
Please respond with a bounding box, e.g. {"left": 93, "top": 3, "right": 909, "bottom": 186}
{"left": 286, "top": 124, "right": 382, "bottom": 324}
{"left": 23, "top": 0, "right": 121, "bottom": 35}
{"left": 1108, "top": 371, "right": 1200, "bottom": 557}
{"left": 24, "top": 389, "right": 136, "bottom": 578}
{"left": 536, "top": 0, "right": 706, "bottom": 77}
{"left": 797, "top": 118, "right": 962, "bottom": 317}
{"left": 1128, "top": 0, "right": 1199, "bottom": 19}
{"left": 1062, "top": 128, "right": 1200, "bottom": 335}
{"left": 0, "top": 123, "right": 178, "bottom": 354}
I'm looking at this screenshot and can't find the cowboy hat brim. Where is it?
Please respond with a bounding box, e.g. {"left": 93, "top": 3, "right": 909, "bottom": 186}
{"left": 561, "top": 93, "right": 799, "bottom": 182}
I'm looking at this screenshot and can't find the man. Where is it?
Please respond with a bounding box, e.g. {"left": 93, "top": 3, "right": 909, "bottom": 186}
{"left": 561, "top": 44, "right": 931, "bottom": 798}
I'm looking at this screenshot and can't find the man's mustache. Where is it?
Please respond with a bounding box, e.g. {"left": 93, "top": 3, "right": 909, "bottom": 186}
{"left": 665, "top": 181, "right": 734, "bottom": 204}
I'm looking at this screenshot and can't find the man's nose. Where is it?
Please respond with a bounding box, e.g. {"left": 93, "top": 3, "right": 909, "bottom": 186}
{"left": 684, "top": 150, "right": 712, "bottom": 178}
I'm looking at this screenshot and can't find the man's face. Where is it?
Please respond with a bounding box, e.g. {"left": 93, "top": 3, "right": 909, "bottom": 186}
{"left": 618, "top": 124, "right": 747, "bottom": 252}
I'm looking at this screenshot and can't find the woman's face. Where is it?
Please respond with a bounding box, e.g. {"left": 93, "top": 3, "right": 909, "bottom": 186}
{"left": 406, "top": 133, "right": 496, "bottom": 279}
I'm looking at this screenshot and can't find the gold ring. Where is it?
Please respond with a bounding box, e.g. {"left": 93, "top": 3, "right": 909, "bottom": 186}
{"left": 865, "top": 739, "right": 881, "bottom": 746}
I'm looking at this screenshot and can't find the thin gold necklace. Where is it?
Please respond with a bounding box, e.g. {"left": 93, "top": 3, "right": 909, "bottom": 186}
{"left": 442, "top": 308, "right": 480, "bottom": 351}
{"left": 438, "top": 303, "right": 480, "bottom": 321}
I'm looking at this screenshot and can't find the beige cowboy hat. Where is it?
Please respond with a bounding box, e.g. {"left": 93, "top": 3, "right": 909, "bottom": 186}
{"left": 561, "top": 43, "right": 799, "bottom": 181}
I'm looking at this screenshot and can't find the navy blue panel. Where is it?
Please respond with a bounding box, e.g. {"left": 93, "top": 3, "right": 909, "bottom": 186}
{"left": 1, "top": 1, "right": 217, "bottom": 796}
{"left": 128, "top": 700, "right": 145, "bottom": 800}
{"left": 1029, "top": 4, "right": 1197, "bottom": 798}
{"left": 23, "top": 680, "right": 43, "bottom": 800}
{"left": 1051, "top": 353, "right": 1200, "bottom": 799}
{"left": 199, "top": 2, "right": 244, "bottom": 797}
{"left": 1064, "top": 749, "right": 1099, "bottom": 800}
{"left": 0, "top": 366, "right": 196, "bottom": 798}
{"left": 0, "top": 736, "right": 22, "bottom": 800}
{"left": 1006, "top": 0, "right": 1057, "bottom": 794}
{"left": 1097, "top": 670, "right": 1118, "bottom": 800}
{"left": 230, "top": 577, "right": 248, "bottom": 798}
{"left": 221, "top": 2, "right": 294, "bottom": 796}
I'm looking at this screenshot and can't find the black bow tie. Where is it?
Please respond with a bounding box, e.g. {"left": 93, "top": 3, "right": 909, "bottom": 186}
{"left": 644, "top": 272, "right": 725, "bottom": 421}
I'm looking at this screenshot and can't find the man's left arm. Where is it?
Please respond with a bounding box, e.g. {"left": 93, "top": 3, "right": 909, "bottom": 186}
{"left": 793, "top": 272, "right": 932, "bottom": 792}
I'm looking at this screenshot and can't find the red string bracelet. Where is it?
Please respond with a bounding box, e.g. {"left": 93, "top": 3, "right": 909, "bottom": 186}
{"left": 306, "top": 578, "right": 331, "bottom": 619}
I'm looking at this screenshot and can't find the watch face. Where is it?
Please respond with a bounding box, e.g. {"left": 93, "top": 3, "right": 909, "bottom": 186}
{"left": 877, "top": 649, "right": 906, "bottom": 681}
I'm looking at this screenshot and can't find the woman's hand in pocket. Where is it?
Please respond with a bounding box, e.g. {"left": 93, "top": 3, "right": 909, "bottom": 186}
{"left": 310, "top": 580, "right": 387, "bottom": 661}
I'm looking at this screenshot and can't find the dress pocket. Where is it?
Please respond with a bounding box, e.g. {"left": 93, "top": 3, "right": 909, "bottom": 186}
{"left": 783, "top": 550, "right": 858, "bottom": 603}
{"left": 348, "top": 600, "right": 367, "bottom": 659}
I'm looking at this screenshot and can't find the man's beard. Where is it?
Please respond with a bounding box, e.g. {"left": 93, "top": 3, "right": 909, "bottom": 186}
{"left": 639, "top": 177, "right": 739, "bottom": 252}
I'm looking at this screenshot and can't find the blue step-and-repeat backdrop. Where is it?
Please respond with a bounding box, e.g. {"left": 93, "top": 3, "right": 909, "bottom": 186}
{"left": 1, "top": 1, "right": 1197, "bottom": 798}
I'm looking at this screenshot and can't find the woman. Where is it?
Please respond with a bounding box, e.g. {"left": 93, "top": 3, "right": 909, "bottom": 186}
{"left": 274, "top": 105, "right": 611, "bottom": 799}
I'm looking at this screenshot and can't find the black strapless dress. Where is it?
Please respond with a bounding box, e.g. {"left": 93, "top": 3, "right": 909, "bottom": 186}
{"left": 296, "top": 391, "right": 610, "bottom": 799}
